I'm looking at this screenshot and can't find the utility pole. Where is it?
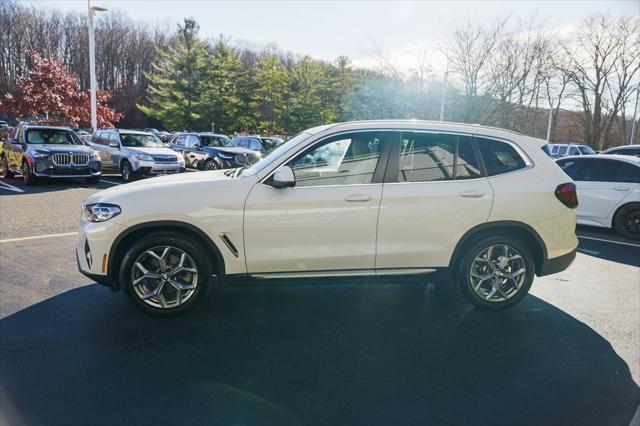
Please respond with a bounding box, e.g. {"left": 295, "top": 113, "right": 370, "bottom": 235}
{"left": 87, "top": 0, "right": 107, "bottom": 132}
{"left": 629, "top": 85, "right": 639, "bottom": 145}
{"left": 439, "top": 64, "right": 449, "bottom": 122}
{"left": 546, "top": 105, "right": 554, "bottom": 142}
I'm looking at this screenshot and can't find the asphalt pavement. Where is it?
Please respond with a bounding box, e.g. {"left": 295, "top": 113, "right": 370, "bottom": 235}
{"left": 1, "top": 175, "right": 639, "bottom": 426}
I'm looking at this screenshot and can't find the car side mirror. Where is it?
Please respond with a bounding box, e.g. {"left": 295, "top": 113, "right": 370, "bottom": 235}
{"left": 109, "top": 141, "right": 119, "bottom": 148}
{"left": 195, "top": 144, "right": 203, "bottom": 151}
{"left": 271, "top": 165, "right": 295, "bottom": 188}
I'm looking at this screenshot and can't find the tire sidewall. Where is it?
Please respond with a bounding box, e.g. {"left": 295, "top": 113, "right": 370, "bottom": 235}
{"left": 204, "top": 159, "right": 218, "bottom": 170}
{"left": 120, "top": 233, "right": 212, "bottom": 316}
{"left": 614, "top": 203, "right": 640, "bottom": 241}
{"left": 121, "top": 161, "right": 133, "bottom": 182}
{"left": 456, "top": 235, "right": 535, "bottom": 310}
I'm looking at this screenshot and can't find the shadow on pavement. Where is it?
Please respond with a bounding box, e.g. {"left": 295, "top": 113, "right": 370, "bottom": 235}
{"left": 577, "top": 237, "right": 640, "bottom": 268}
{"left": 1, "top": 282, "right": 638, "bottom": 426}
{"left": 0, "top": 176, "right": 119, "bottom": 195}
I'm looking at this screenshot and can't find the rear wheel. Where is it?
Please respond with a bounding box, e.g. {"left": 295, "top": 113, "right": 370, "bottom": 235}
{"left": 120, "top": 233, "right": 213, "bottom": 316}
{"left": 1, "top": 156, "right": 14, "bottom": 178}
{"left": 456, "top": 235, "right": 535, "bottom": 310}
{"left": 613, "top": 203, "right": 640, "bottom": 241}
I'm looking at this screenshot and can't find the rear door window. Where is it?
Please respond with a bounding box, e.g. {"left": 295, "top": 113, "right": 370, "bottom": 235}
{"left": 556, "top": 159, "right": 583, "bottom": 179}
{"left": 579, "top": 159, "right": 624, "bottom": 182}
{"left": 475, "top": 137, "right": 527, "bottom": 176}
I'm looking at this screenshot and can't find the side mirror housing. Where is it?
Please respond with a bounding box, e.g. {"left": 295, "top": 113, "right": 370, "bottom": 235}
{"left": 271, "top": 165, "right": 295, "bottom": 188}
{"left": 109, "top": 140, "right": 119, "bottom": 148}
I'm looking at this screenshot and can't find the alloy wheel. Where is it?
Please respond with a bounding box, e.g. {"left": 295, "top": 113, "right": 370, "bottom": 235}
{"left": 131, "top": 245, "right": 199, "bottom": 309}
{"left": 469, "top": 244, "right": 527, "bottom": 303}
{"left": 122, "top": 163, "right": 130, "bottom": 181}
{"left": 622, "top": 208, "right": 640, "bottom": 236}
{"left": 204, "top": 160, "right": 218, "bottom": 170}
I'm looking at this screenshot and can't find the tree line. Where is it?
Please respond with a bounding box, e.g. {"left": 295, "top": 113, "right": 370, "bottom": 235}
{"left": 0, "top": 0, "right": 638, "bottom": 149}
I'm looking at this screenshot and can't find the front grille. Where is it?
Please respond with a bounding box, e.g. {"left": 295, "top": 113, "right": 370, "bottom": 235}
{"left": 51, "top": 168, "right": 89, "bottom": 176}
{"left": 151, "top": 155, "right": 177, "bottom": 163}
{"left": 52, "top": 153, "right": 89, "bottom": 166}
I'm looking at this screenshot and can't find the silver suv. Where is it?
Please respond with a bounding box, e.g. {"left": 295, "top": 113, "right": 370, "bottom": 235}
{"left": 88, "top": 129, "right": 185, "bottom": 182}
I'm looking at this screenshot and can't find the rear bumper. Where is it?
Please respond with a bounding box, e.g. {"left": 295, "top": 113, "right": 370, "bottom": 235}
{"left": 539, "top": 248, "right": 576, "bottom": 276}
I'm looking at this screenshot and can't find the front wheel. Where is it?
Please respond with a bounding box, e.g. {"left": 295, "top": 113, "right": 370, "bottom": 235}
{"left": 613, "top": 203, "right": 640, "bottom": 241}
{"left": 120, "top": 233, "right": 212, "bottom": 316}
{"left": 22, "top": 161, "right": 38, "bottom": 186}
{"left": 203, "top": 158, "right": 219, "bottom": 171}
{"left": 121, "top": 161, "right": 135, "bottom": 183}
{"left": 456, "top": 235, "right": 535, "bottom": 310}
{"left": 2, "top": 156, "right": 15, "bottom": 178}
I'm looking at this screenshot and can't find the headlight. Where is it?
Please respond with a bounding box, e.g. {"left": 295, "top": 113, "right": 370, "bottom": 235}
{"left": 133, "top": 153, "right": 154, "bottom": 162}
{"left": 31, "top": 150, "right": 49, "bottom": 158}
{"left": 217, "top": 153, "right": 233, "bottom": 159}
{"left": 84, "top": 203, "right": 121, "bottom": 222}
{"left": 90, "top": 151, "right": 100, "bottom": 160}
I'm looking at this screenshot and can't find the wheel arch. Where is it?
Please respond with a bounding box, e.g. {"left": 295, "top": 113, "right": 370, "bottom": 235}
{"left": 108, "top": 220, "right": 226, "bottom": 290}
{"left": 611, "top": 201, "right": 640, "bottom": 226}
{"left": 448, "top": 221, "right": 548, "bottom": 276}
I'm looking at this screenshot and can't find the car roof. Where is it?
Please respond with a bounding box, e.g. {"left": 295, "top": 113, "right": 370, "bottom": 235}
{"left": 187, "top": 132, "right": 229, "bottom": 137}
{"left": 23, "top": 125, "right": 72, "bottom": 131}
{"left": 558, "top": 154, "right": 640, "bottom": 165}
{"left": 110, "top": 129, "right": 153, "bottom": 135}
{"left": 604, "top": 144, "right": 640, "bottom": 151}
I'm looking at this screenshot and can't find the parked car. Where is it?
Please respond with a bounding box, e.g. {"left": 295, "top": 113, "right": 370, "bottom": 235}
{"left": 230, "top": 135, "right": 268, "bottom": 154}
{"left": 601, "top": 144, "right": 640, "bottom": 157}
{"left": 170, "top": 132, "right": 260, "bottom": 170}
{"left": 556, "top": 155, "right": 640, "bottom": 240}
{"left": 75, "top": 129, "right": 93, "bottom": 144}
{"left": 261, "top": 136, "right": 285, "bottom": 151}
{"left": 1, "top": 125, "right": 101, "bottom": 185}
{"left": 550, "top": 143, "right": 596, "bottom": 158}
{"left": 77, "top": 120, "right": 578, "bottom": 315}
{"left": 144, "top": 128, "right": 172, "bottom": 142}
{"left": 87, "top": 129, "right": 185, "bottom": 183}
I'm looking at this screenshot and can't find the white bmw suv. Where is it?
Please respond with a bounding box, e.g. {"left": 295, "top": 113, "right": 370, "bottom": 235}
{"left": 76, "top": 121, "right": 579, "bottom": 315}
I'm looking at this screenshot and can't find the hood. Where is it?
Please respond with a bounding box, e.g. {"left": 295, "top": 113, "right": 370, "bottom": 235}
{"left": 86, "top": 169, "right": 234, "bottom": 203}
{"left": 30, "top": 144, "right": 96, "bottom": 154}
{"left": 125, "top": 147, "right": 179, "bottom": 156}
{"left": 208, "top": 146, "right": 258, "bottom": 155}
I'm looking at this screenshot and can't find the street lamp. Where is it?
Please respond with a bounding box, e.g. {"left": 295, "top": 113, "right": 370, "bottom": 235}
{"left": 88, "top": 1, "right": 107, "bottom": 132}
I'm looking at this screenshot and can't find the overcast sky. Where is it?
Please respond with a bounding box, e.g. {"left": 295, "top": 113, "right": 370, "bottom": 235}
{"left": 30, "top": 0, "right": 638, "bottom": 72}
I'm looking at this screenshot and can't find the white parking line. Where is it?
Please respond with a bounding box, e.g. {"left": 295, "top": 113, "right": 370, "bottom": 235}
{"left": 0, "top": 232, "right": 78, "bottom": 244}
{"left": 0, "top": 180, "right": 25, "bottom": 193}
{"left": 578, "top": 235, "right": 640, "bottom": 248}
{"left": 100, "top": 179, "right": 122, "bottom": 186}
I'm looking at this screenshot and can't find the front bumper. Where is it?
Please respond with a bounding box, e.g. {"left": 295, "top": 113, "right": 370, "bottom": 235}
{"left": 76, "top": 219, "right": 124, "bottom": 290}
{"left": 33, "top": 159, "right": 102, "bottom": 178}
{"left": 133, "top": 159, "right": 183, "bottom": 175}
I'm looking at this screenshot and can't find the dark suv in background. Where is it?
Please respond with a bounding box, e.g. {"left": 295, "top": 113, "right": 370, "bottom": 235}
{"left": 1, "top": 125, "right": 101, "bottom": 185}
{"left": 169, "top": 132, "right": 260, "bottom": 170}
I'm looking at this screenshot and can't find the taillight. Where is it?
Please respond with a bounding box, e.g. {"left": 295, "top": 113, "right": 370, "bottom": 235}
{"left": 555, "top": 182, "right": 578, "bottom": 208}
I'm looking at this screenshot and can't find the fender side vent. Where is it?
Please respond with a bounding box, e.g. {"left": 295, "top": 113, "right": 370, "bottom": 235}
{"left": 219, "top": 233, "right": 239, "bottom": 257}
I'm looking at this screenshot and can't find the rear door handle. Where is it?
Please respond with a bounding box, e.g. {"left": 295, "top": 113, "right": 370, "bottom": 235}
{"left": 344, "top": 194, "right": 372, "bottom": 202}
{"left": 614, "top": 187, "right": 631, "bottom": 192}
{"left": 460, "top": 190, "right": 486, "bottom": 198}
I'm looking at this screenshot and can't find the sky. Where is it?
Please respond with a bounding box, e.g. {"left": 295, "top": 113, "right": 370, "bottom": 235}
{"left": 28, "top": 0, "right": 639, "bottom": 73}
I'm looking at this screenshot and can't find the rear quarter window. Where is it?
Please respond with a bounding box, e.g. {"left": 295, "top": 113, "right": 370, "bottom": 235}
{"left": 476, "top": 137, "right": 527, "bottom": 176}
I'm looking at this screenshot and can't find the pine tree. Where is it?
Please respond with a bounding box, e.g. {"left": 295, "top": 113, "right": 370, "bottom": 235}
{"left": 137, "top": 18, "right": 209, "bottom": 130}
{"left": 254, "top": 52, "right": 290, "bottom": 134}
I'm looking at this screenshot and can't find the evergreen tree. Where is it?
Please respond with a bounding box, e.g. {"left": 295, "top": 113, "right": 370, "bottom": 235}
{"left": 254, "top": 51, "right": 290, "bottom": 133}
{"left": 137, "top": 18, "right": 209, "bottom": 130}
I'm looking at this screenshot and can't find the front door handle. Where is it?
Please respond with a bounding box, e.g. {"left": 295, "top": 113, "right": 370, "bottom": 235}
{"left": 614, "top": 187, "right": 631, "bottom": 192}
{"left": 344, "top": 194, "right": 372, "bottom": 202}
{"left": 460, "top": 190, "right": 486, "bottom": 198}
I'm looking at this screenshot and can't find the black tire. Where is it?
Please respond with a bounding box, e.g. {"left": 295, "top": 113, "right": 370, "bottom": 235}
{"left": 203, "top": 158, "right": 219, "bottom": 171}
{"left": 120, "top": 233, "right": 213, "bottom": 316}
{"left": 86, "top": 176, "right": 100, "bottom": 184}
{"left": 613, "top": 203, "right": 640, "bottom": 241}
{"left": 455, "top": 235, "right": 535, "bottom": 310}
{"left": 121, "top": 160, "right": 135, "bottom": 183}
{"left": 22, "top": 161, "right": 38, "bottom": 186}
{"left": 2, "top": 156, "right": 14, "bottom": 178}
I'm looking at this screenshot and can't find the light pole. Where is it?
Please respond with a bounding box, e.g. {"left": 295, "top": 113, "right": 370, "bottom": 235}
{"left": 629, "top": 85, "right": 639, "bottom": 145}
{"left": 88, "top": 1, "right": 107, "bottom": 132}
{"left": 439, "top": 64, "right": 449, "bottom": 122}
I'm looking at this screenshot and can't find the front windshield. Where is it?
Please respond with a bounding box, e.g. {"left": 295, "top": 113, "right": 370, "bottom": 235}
{"left": 201, "top": 136, "right": 230, "bottom": 147}
{"left": 26, "top": 129, "right": 82, "bottom": 145}
{"left": 237, "top": 132, "right": 313, "bottom": 177}
{"left": 120, "top": 133, "right": 165, "bottom": 148}
{"left": 578, "top": 146, "right": 595, "bottom": 155}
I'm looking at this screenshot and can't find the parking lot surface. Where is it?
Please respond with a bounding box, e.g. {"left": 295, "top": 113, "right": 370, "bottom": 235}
{"left": 1, "top": 176, "right": 639, "bottom": 425}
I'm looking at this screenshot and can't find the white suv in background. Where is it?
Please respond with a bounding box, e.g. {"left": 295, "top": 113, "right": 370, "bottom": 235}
{"left": 76, "top": 120, "right": 579, "bottom": 315}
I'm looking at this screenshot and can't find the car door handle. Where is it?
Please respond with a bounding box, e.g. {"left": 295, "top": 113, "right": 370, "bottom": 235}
{"left": 344, "top": 194, "right": 372, "bottom": 202}
{"left": 614, "top": 187, "right": 631, "bottom": 192}
{"left": 460, "top": 190, "right": 486, "bottom": 198}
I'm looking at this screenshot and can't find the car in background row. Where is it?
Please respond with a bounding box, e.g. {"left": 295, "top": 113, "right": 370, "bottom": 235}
{"left": 261, "top": 136, "right": 285, "bottom": 150}
{"left": 556, "top": 155, "right": 640, "bottom": 240}
{"left": 230, "top": 135, "right": 268, "bottom": 154}
{"left": 169, "top": 132, "right": 260, "bottom": 170}
{"left": 74, "top": 129, "right": 93, "bottom": 144}
{"left": 550, "top": 143, "right": 596, "bottom": 158}
{"left": 601, "top": 144, "right": 640, "bottom": 157}
{"left": 1, "top": 125, "right": 101, "bottom": 185}
{"left": 88, "top": 129, "right": 184, "bottom": 182}
{"left": 144, "top": 128, "right": 173, "bottom": 142}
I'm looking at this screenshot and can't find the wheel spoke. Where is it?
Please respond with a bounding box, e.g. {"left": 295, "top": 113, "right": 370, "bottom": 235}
{"left": 141, "top": 281, "right": 164, "bottom": 300}
{"left": 503, "top": 268, "right": 525, "bottom": 280}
